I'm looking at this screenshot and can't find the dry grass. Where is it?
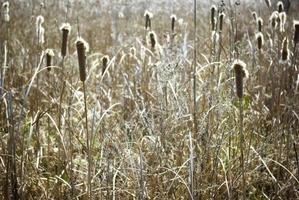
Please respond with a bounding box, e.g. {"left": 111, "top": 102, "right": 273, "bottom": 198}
{"left": 0, "top": 0, "right": 298, "bottom": 199}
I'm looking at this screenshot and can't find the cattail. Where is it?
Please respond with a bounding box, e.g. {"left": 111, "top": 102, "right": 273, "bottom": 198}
{"left": 2, "top": 1, "right": 10, "bottom": 22}
{"left": 60, "top": 23, "right": 71, "bottom": 58}
{"left": 129, "top": 47, "right": 136, "bottom": 57}
{"left": 232, "top": 60, "right": 248, "bottom": 99}
{"left": 219, "top": 12, "right": 225, "bottom": 32}
{"left": 280, "top": 37, "right": 290, "bottom": 64}
{"left": 148, "top": 31, "right": 157, "bottom": 49}
{"left": 277, "top": 1, "right": 284, "bottom": 13}
{"left": 269, "top": 11, "right": 278, "bottom": 29}
{"left": 101, "top": 55, "right": 109, "bottom": 75}
{"left": 45, "top": 49, "right": 54, "bottom": 71}
{"left": 294, "top": 20, "right": 299, "bottom": 44}
{"left": 76, "top": 37, "right": 89, "bottom": 82}
{"left": 256, "top": 32, "right": 264, "bottom": 50}
{"left": 279, "top": 12, "right": 286, "bottom": 32}
{"left": 257, "top": 17, "right": 263, "bottom": 32}
{"left": 252, "top": 11, "right": 257, "bottom": 22}
{"left": 144, "top": 10, "right": 153, "bottom": 30}
{"left": 36, "top": 15, "right": 45, "bottom": 45}
{"left": 170, "top": 14, "right": 177, "bottom": 32}
{"left": 264, "top": 0, "right": 272, "bottom": 8}
{"left": 211, "top": 5, "right": 217, "bottom": 31}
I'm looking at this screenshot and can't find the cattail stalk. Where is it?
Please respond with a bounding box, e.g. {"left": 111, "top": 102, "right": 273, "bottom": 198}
{"left": 76, "top": 37, "right": 92, "bottom": 199}
{"left": 232, "top": 60, "right": 248, "bottom": 200}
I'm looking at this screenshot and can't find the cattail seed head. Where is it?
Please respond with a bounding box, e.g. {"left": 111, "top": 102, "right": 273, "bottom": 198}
{"left": 255, "top": 32, "right": 264, "bottom": 50}
{"left": 252, "top": 11, "right": 257, "bottom": 22}
{"left": 144, "top": 10, "right": 153, "bottom": 30}
{"left": 129, "top": 47, "right": 136, "bottom": 57}
{"left": 170, "top": 14, "right": 177, "bottom": 32}
{"left": 269, "top": 11, "right": 278, "bottom": 29}
{"left": 219, "top": 12, "right": 225, "bottom": 32}
{"left": 280, "top": 37, "right": 290, "bottom": 64}
{"left": 45, "top": 49, "right": 54, "bottom": 71}
{"left": 279, "top": 12, "right": 286, "bottom": 32}
{"left": 2, "top": 1, "right": 10, "bottom": 22}
{"left": 257, "top": 17, "right": 263, "bottom": 32}
{"left": 148, "top": 31, "right": 157, "bottom": 49}
{"left": 36, "top": 15, "right": 45, "bottom": 45}
{"left": 231, "top": 60, "right": 248, "bottom": 99}
{"left": 294, "top": 20, "right": 299, "bottom": 44}
{"left": 101, "top": 55, "right": 110, "bottom": 75}
{"left": 211, "top": 5, "right": 217, "bottom": 31}
{"left": 60, "top": 23, "right": 71, "bottom": 58}
{"left": 76, "top": 37, "right": 89, "bottom": 82}
{"left": 277, "top": 1, "right": 284, "bottom": 13}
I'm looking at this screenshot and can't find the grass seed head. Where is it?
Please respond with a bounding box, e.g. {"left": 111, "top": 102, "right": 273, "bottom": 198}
{"left": 148, "top": 31, "right": 157, "bottom": 49}
{"left": 269, "top": 11, "right": 278, "bottom": 29}
{"left": 279, "top": 12, "right": 286, "bottom": 32}
{"left": 264, "top": 0, "right": 272, "bottom": 8}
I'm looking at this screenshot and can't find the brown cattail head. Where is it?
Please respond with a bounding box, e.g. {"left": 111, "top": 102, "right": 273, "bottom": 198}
{"left": 252, "top": 11, "right": 257, "bottom": 22}
{"left": 60, "top": 23, "right": 71, "bottom": 58}
{"left": 269, "top": 11, "right": 278, "bottom": 29}
{"left": 256, "top": 32, "right": 264, "bottom": 50}
{"left": 76, "top": 37, "right": 89, "bottom": 82}
{"left": 2, "top": 1, "right": 10, "bottom": 22}
{"left": 101, "top": 55, "right": 110, "bottom": 75}
{"left": 294, "top": 20, "right": 299, "bottom": 44}
{"left": 45, "top": 49, "right": 54, "bottom": 71}
{"left": 148, "top": 31, "right": 157, "bottom": 49}
{"left": 280, "top": 37, "right": 289, "bottom": 64}
{"left": 257, "top": 17, "right": 263, "bottom": 32}
{"left": 277, "top": 1, "right": 284, "bottom": 13}
{"left": 219, "top": 12, "right": 225, "bottom": 32}
{"left": 211, "top": 5, "right": 217, "bottom": 31}
{"left": 144, "top": 10, "right": 153, "bottom": 30}
{"left": 170, "top": 14, "right": 177, "bottom": 32}
{"left": 232, "top": 60, "right": 248, "bottom": 99}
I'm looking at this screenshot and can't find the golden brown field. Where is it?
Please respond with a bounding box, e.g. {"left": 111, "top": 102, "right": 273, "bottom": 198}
{"left": 0, "top": 0, "right": 298, "bottom": 199}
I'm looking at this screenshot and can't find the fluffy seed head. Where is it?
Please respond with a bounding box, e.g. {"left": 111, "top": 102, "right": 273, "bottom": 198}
{"left": 219, "top": 12, "right": 225, "bottom": 31}
{"left": 280, "top": 37, "right": 289, "bottom": 64}
{"left": 60, "top": 23, "right": 71, "bottom": 57}
{"left": 257, "top": 17, "right": 263, "bottom": 32}
{"left": 294, "top": 20, "right": 299, "bottom": 44}
{"left": 76, "top": 37, "right": 88, "bottom": 82}
{"left": 255, "top": 32, "right": 264, "bottom": 50}
{"left": 45, "top": 49, "right": 54, "bottom": 71}
{"left": 144, "top": 10, "right": 153, "bottom": 30}
{"left": 211, "top": 5, "right": 217, "bottom": 31}
{"left": 101, "top": 55, "right": 109, "bottom": 75}
{"left": 252, "top": 11, "right": 257, "bottom": 22}
{"left": 2, "top": 1, "right": 10, "bottom": 22}
{"left": 277, "top": 1, "right": 284, "bottom": 13}
{"left": 231, "top": 60, "right": 248, "bottom": 99}
{"left": 269, "top": 11, "right": 278, "bottom": 29}
{"left": 148, "top": 31, "right": 157, "bottom": 49}
{"left": 170, "top": 14, "right": 177, "bottom": 32}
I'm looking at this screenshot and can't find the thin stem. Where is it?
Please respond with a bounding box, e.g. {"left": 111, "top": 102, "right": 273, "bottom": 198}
{"left": 239, "top": 97, "right": 245, "bottom": 199}
{"left": 83, "top": 81, "right": 91, "bottom": 199}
